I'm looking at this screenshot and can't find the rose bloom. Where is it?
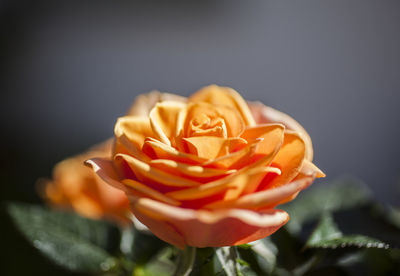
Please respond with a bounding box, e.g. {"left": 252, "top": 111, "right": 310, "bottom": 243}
{"left": 86, "top": 85, "right": 325, "bottom": 247}
{"left": 42, "top": 92, "right": 185, "bottom": 225}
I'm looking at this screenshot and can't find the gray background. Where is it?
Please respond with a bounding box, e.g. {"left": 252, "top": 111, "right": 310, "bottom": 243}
{"left": 2, "top": 0, "right": 400, "bottom": 205}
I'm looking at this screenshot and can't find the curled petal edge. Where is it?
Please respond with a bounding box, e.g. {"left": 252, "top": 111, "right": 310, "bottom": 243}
{"left": 248, "top": 102, "right": 314, "bottom": 161}
{"left": 131, "top": 196, "right": 289, "bottom": 248}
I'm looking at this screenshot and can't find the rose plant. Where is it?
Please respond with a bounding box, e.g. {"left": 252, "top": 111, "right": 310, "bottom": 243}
{"left": 6, "top": 85, "right": 398, "bottom": 276}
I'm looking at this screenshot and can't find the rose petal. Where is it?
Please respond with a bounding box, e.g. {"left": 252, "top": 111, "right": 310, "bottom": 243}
{"left": 249, "top": 102, "right": 313, "bottom": 161}
{"left": 122, "top": 179, "right": 180, "bottom": 206}
{"left": 262, "top": 131, "right": 306, "bottom": 189}
{"left": 129, "top": 197, "right": 186, "bottom": 248}
{"left": 190, "top": 85, "right": 256, "bottom": 127}
{"left": 203, "top": 141, "right": 259, "bottom": 169}
{"left": 204, "top": 176, "right": 314, "bottom": 209}
{"left": 164, "top": 167, "right": 270, "bottom": 201}
{"left": 300, "top": 159, "right": 326, "bottom": 178}
{"left": 131, "top": 197, "right": 289, "bottom": 248}
{"left": 149, "top": 101, "right": 186, "bottom": 146}
{"left": 69, "top": 196, "right": 104, "bottom": 219}
{"left": 126, "top": 91, "right": 187, "bottom": 117}
{"left": 142, "top": 137, "right": 207, "bottom": 164}
{"left": 205, "top": 127, "right": 283, "bottom": 171}
{"left": 114, "top": 134, "right": 151, "bottom": 162}
{"left": 149, "top": 159, "right": 236, "bottom": 178}
{"left": 183, "top": 136, "right": 247, "bottom": 160}
{"left": 183, "top": 102, "right": 245, "bottom": 138}
{"left": 114, "top": 116, "right": 154, "bottom": 153}
{"left": 223, "top": 167, "right": 281, "bottom": 201}
{"left": 84, "top": 158, "right": 129, "bottom": 193}
{"left": 240, "top": 124, "right": 285, "bottom": 155}
{"left": 115, "top": 153, "right": 201, "bottom": 187}
{"left": 202, "top": 124, "right": 285, "bottom": 171}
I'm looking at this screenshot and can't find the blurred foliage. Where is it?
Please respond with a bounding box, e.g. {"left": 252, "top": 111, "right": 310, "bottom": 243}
{"left": 4, "top": 177, "right": 400, "bottom": 275}
{"left": 6, "top": 202, "right": 119, "bottom": 274}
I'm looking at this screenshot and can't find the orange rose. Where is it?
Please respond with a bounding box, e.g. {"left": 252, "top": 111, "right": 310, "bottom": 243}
{"left": 42, "top": 140, "right": 131, "bottom": 224}
{"left": 86, "top": 85, "right": 325, "bottom": 247}
{"left": 41, "top": 91, "right": 186, "bottom": 225}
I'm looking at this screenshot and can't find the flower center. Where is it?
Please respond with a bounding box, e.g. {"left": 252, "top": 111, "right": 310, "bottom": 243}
{"left": 188, "top": 114, "right": 227, "bottom": 138}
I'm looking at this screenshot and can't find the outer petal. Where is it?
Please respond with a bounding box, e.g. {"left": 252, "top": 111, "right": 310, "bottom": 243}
{"left": 190, "top": 85, "right": 256, "bottom": 127}
{"left": 261, "top": 131, "right": 306, "bottom": 189}
{"left": 126, "top": 90, "right": 187, "bottom": 117}
{"left": 115, "top": 153, "right": 201, "bottom": 188}
{"left": 149, "top": 159, "right": 235, "bottom": 178}
{"left": 122, "top": 179, "right": 180, "bottom": 206}
{"left": 240, "top": 124, "right": 285, "bottom": 156}
{"left": 248, "top": 102, "right": 313, "bottom": 161}
{"left": 164, "top": 167, "right": 271, "bottom": 201}
{"left": 84, "top": 158, "right": 129, "bottom": 193}
{"left": 114, "top": 116, "right": 154, "bottom": 158}
{"left": 300, "top": 159, "right": 326, "bottom": 178}
{"left": 204, "top": 176, "right": 314, "bottom": 210}
{"left": 131, "top": 196, "right": 289, "bottom": 248}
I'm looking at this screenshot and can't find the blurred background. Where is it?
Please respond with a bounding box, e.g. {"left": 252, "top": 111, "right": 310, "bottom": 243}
{"left": 1, "top": 0, "right": 399, "bottom": 274}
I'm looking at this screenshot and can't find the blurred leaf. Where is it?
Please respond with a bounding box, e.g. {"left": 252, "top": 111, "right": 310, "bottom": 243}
{"left": 130, "top": 228, "right": 168, "bottom": 264}
{"left": 283, "top": 176, "right": 372, "bottom": 234}
{"left": 6, "top": 202, "right": 118, "bottom": 273}
{"left": 173, "top": 246, "right": 196, "bottom": 276}
{"left": 213, "top": 247, "right": 258, "bottom": 276}
{"left": 235, "top": 258, "right": 258, "bottom": 276}
{"left": 386, "top": 207, "right": 400, "bottom": 229}
{"left": 249, "top": 238, "right": 277, "bottom": 274}
{"left": 133, "top": 247, "right": 176, "bottom": 276}
{"left": 271, "top": 227, "right": 311, "bottom": 270}
{"left": 336, "top": 248, "right": 400, "bottom": 275}
{"left": 306, "top": 213, "right": 342, "bottom": 246}
{"left": 236, "top": 241, "right": 275, "bottom": 276}
{"left": 215, "top": 247, "right": 239, "bottom": 276}
{"left": 308, "top": 235, "right": 389, "bottom": 249}
{"left": 361, "top": 248, "right": 400, "bottom": 275}
{"left": 190, "top": 247, "right": 217, "bottom": 276}
{"left": 306, "top": 214, "right": 389, "bottom": 250}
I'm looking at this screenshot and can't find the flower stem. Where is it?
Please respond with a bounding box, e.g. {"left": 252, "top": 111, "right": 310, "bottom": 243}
{"left": 173, "top": 246, "right": 196, "bottom": 276}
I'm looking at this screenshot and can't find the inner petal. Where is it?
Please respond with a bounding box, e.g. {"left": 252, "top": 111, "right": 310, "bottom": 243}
{"left": 188, "top": 115, "right": 227, "bottom": 138}
{"left": 183, "top": 136, "right": 247, "bottom": 160}
{"left": 189, "top": 85, "right": 256, "bottom": 127}
{"left": 183, "top": 102, "right": 245, "bottom": 138}
{"left": 149, "top": 101, "right": 186, "bottom": 147}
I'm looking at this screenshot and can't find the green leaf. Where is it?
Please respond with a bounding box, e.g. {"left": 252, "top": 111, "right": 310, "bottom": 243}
{"left": 306, "top": 214, "right": 389, "bottom": 249}
{"left": 308, "top": 235, "right": 389, "bottom": 249}
{"left": 282, "top": 176, "right": 372, "bottom": 234}
{"left": 306, "top": 213, "right": 342, "bottom": 246}
{"left": 6, "top": 202, "right": 117, "bottom": 273}
{"left": 249, "top": 238, "right": 277, "bottom": 274}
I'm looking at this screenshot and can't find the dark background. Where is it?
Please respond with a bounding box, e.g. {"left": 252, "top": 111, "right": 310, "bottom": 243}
{"left": 1, "top": 1, "right": 399, "bottom": 274}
